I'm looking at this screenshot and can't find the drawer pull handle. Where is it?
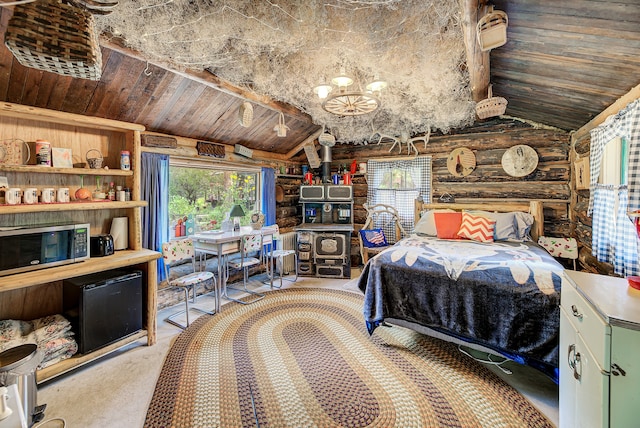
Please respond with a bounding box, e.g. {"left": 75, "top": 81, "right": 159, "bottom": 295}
{"left": 567, "top": 344, "right": 582, "bottom": 380}
{"left": 573, "top": 352, "right": 582, "bottom": 380}
{"left": 567, "top": 344, "right": 576, "bottom": 369}
{"left": 571, "top": 304, "right": 583, "bottom": 319}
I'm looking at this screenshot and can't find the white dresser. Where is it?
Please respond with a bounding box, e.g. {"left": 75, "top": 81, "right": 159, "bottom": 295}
{"left": 560, "top": 270, "right": 640, "bottom": 428}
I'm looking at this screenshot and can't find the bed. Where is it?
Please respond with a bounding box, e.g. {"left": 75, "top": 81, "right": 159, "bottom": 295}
{"left": 357, "top": 200, "right": 564, "bottom": 382}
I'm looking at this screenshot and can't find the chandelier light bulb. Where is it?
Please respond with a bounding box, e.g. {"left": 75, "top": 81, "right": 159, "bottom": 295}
{"left": 314, "top": 83, "right": 332, "bottom": 100}
{"left": 366, "top": 78, "right": 388, "bottom": 97}
{"left": 332, "top": 71, "right": 353, "bottom": 92}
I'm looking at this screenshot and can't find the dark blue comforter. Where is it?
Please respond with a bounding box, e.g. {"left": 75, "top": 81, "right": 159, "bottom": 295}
{"left": 358, "top": 236, "right": 564, "bottom": 380}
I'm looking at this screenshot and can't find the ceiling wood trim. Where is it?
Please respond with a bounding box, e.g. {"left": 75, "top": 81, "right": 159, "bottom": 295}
{"left": 286, "top": 129, "right": 323, "bottom": 160}
{"left": 572, "top": 83, "right": 640, "bottom": 142}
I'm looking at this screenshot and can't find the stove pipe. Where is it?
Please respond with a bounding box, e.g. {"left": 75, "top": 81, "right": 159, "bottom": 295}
{"left": 320, "top": 145, "right": 332, "bottom": 183}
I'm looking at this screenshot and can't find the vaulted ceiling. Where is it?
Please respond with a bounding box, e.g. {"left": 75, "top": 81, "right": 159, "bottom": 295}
{"left": 0, "top": 1, "right": 637, "bottom": 159}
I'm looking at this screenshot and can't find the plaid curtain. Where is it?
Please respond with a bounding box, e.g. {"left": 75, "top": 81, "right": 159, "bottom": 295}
{"left": 589, "top": 97, "right": 640, "bottom": 276}
{"left": 367, "top": 156, "right": 431, "bottom": 235}
{"left": 592, "top": 186, "right": 615, "bottom": 263}
{"left": 589, "top": 99, "right": 640, "bottom": 214}
{"left": 613, "top": 187, "right": 639, "bottom": 276}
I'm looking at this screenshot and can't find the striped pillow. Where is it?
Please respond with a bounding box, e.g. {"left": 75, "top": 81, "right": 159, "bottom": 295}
{"left": 457, "top": 212, "right": 496, "bottom": 242}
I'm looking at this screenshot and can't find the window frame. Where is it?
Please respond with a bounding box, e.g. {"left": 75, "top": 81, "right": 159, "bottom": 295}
{"left": 168, "top": 157, "right": 263, "bottom": 235}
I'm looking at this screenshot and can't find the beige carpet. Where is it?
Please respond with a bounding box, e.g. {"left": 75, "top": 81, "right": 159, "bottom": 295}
{"left": 144, "top": 288, "right": 554, "bottom": 428}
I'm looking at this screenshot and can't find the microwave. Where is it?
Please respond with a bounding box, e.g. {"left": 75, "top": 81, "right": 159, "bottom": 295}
{"left": 0, "top": 223, "right": 90, "bottom": 276}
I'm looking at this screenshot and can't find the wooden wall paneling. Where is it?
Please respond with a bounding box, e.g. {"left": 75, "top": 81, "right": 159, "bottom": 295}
{"left": 104, "top": 55, "right": 150, "bottom": 120}
{"left": 0, "top": 282, "right": 62, "bottom": 320}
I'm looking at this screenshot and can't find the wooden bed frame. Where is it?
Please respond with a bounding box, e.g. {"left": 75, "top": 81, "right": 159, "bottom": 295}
{"left": 414, "top": 200, "right": 544, "bottom": 242}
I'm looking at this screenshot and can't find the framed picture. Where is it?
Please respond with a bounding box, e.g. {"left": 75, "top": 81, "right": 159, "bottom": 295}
{"left": 52, "top": 147, "right": 73, "bottom": 168}
{"left": 575, "top": 157, "right": 590, "bottom": 190}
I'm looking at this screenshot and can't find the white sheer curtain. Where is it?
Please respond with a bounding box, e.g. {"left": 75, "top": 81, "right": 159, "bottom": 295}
{"left": 367, "top": 156, "right": 431, "bottom": 235}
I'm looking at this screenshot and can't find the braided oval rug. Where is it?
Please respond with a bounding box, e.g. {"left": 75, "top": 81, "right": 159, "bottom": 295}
{"left": 144, "top": 288, "right": 553, "bottom": 428}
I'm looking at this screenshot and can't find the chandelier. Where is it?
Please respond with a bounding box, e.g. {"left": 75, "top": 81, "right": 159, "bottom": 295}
{"left": 313, "top": 70, "right": 387, "bottom": 116}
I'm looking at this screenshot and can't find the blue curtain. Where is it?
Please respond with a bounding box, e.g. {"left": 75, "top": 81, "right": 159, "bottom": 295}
{"left": 262, "top": 167, "right": 276, "bottom": 226}
{"left": 141, "top": 153, "right": 169, "bottom": 281}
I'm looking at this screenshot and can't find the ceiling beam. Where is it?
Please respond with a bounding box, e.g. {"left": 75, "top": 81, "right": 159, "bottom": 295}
{"left": 462, "top": 0, "right": 490, "bottom": 102}
{"left": 286, "top": 128, "right": 323, "bottom": 159}
{"left": 99, "top": 38, "right": 314, "bottom": 124}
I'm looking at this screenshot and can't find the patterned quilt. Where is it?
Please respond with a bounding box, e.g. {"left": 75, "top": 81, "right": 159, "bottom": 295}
{"left": 358, "top": 236, "right": 564, "bottom": 380}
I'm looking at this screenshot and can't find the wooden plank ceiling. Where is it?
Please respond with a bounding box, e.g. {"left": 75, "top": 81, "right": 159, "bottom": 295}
{"left": 491, "top": 0, "right": 640, "bottom": 131}
{"left": 0, "top": 2, "right": 638, "bottom": 158}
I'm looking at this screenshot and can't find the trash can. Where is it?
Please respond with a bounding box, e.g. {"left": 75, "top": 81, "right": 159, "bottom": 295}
{"left": 0, "top": 344, "right": 45, "bottom": 426}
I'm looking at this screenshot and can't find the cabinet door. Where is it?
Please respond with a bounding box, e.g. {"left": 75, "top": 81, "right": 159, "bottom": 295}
{"left": 560, "top": 307, "right": 609, "bottom": 428}
{"left": 610, "top": 326, "right": 640, "bottom": 428}
{"left": 560, "top": 307, "right": 578, "bottom": 427}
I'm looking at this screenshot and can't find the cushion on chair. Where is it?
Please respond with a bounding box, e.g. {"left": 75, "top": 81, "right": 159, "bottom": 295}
{"left": 537, "top": 236, "right": 578, "bottom": 259}
{"left": 162, "top": 238, "right": 195, "bottom": 263}
{"left": 170, "top": 271, "right": 214, "bottom": 287}
{"left": 360, "top": 229, "right": 388, "bottom": 248}
{"left": 271, "top": 249, "right": 296, "bottom": 258}
{"left": 228, "top": 257, "right": 262, "bottom": 269}
{"left": 243, "top": 234, "right": 262, "bottom": 253}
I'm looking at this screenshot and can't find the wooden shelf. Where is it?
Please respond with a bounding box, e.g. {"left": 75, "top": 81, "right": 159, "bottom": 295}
{"left": 0, "top": 200, "right": 146, "bottom": 214}
{"left": 0, "top": 102, "right": 158, "bottom": 385}
{"left": 0, "top": 164, "right": 133, "bottom": 176}
{"left": 0, "top": 249, "right": 160, "bottom": 292}
{"left": 37, "top": 330, "right": 148, "bottom": 384}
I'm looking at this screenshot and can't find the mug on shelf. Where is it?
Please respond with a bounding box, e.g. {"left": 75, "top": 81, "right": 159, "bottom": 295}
{"left": 41, "top": 188, "right": 56, "bottom": 203}
{"left": 5, "top": 188, "right": 21, "bottom": 205}
{"left": 23, "top": 188, "right": 38, "bottom": 204}
{"left": 57, "top": 187, "right": 70, "bottom": 203}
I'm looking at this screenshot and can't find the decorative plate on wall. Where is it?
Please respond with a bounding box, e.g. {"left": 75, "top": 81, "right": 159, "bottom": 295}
{"left": 501, "top": 145, "right": 538, "bottom": 177}
{"left": 447, "top": 147, "right": 476, "bottom": 177}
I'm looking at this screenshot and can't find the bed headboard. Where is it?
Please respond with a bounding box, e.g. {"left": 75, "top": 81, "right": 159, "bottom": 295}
{"left": 414, "top": 200, "right": 544, "bottom": 242}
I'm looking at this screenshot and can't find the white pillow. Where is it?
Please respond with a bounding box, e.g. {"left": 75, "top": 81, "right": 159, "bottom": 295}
{"left": 414, "top": 209, "right": 455, "bottom": 236}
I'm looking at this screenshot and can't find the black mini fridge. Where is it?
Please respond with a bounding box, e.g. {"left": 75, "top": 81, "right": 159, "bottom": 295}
{"left": 63, "top": 269, "right": 143, "bottom": 354}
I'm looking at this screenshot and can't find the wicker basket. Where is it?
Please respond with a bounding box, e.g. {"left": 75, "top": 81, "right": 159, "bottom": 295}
{"left": 476, "top": 85, "right": 508, "bottom": 119}
{"left": 86, "top": 149, "right": 103, "bottom": 169}
{"left": 238, "top": 102, "right": 254, "bottom": 127}
{"left": 477, "top": 8, "right": 508, "bottom": 51}
{"left": 4, "top": 0, "right": 102, "bottom": 80}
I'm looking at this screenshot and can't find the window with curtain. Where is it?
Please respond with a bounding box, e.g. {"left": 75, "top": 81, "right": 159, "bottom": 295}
{"left": 367, "top": 156, "right": 431, "bottom": 234}
{"left": 168, "top": 159, "right": 262, "bottom": 238}
{"left": 588, "top": 98, "right": 640, "bottom": 277}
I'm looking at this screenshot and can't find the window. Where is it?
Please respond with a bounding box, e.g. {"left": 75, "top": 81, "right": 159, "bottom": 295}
{"left": 599, "top": 137, "right": 628, "bottom": 185}
{"left": 367, "top": 156, "right": 431, "bottom": 234}
{"left": 168, "top": 160, "right": 261, "bottom": 237}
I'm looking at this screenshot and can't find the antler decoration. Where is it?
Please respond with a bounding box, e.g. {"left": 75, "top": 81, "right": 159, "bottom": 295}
{"left": 371, "top": 130, "right": 430, "bottom": 156}
{"left": 62, "top": 0, "right": 118, "bottom": 15}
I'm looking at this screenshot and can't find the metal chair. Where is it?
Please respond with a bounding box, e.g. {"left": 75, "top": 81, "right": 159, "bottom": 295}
{"left": 225, "top": 233, "right": 266, "bottom": 304}
{"left": 162, "top": 238, "right": 216, "bottom": 329}
{"left": 359, "top": 203, "right": 406, "bottom": 264}
{"left": 266, "top": 225, "right": 298, "bottom": 289}
{"left": 537, "top": 236, "right": 578, "bottom": 270}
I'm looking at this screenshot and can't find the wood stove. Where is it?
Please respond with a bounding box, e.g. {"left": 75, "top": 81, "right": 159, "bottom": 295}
{"left": 295, "top": 184, "right": 353, "bottom": 278}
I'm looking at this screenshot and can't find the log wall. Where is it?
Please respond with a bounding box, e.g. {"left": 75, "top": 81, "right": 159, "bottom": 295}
{"left": 328, "top": 119, "right": 571, "bottom": 266}
{"left": 571, "top": 133, "right": 613, "bottom": 275}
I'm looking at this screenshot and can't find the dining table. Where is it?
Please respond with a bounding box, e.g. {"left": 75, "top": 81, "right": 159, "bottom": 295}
{"left": 191, "top": 225, "right": 278, "bottom": 312}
